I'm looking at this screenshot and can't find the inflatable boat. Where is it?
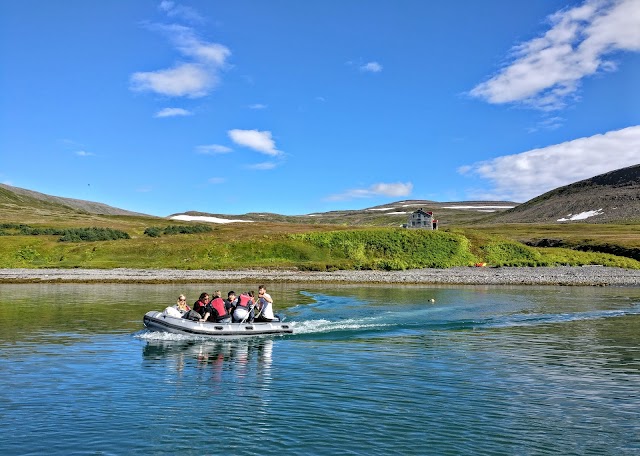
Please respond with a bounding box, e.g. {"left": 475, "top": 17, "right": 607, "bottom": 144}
{"left": 143, "top": 310, "right": 294, "bottom": 337}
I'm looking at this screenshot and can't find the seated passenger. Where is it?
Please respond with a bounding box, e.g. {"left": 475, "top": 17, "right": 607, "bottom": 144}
{"left": 225, "top": 291, "right": 238, "bottom": 315}
{"left": 173, "top": 294, "right": 190, "bottom": 315}
{"left": 254, "top": 285, "right": 278, "bottom": 322}
{"left": 232, "top": 291, "right": 255, "bottom": 323}
{"left": 193, "top": 292, "right": 210, "bottom": 319}
{"left": 202, "top": 290, "right": 231, "bottom": 323}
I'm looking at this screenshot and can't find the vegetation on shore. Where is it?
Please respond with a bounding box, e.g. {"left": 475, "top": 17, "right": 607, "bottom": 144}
{"left": 0, "top": 223, "right": 638, "bottom": 270}
{"left": 1, "top": 182, "right": 639, "bottom": 271}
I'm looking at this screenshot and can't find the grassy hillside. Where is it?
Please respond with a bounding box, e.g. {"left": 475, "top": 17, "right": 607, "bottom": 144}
{"left": 1, "top": 224, "right": 638, "bottom": 270}
{"left": 1, "top": 183, "right": 639, "bottom": 270}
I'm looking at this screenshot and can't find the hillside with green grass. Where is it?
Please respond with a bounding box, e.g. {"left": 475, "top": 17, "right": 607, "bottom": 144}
{"left": 1, "top": 180, "right": 639, "bottom": 270}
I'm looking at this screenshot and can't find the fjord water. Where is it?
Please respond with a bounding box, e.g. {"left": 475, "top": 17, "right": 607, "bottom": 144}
{"left": 1, "top": 283, "right": 639, "bottom": 455}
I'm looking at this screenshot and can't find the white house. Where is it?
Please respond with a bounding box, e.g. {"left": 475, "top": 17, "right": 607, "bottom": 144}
{"left": 405, "top": 208, "right": 438, "bottom": 230}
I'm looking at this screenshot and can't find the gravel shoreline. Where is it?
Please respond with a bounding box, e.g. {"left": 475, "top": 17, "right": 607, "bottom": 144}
{"left": 1, "top": 266, "right": 639, "bottom": 286}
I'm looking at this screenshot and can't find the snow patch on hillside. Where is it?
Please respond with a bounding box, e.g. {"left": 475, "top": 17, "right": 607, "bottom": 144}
{"left": 442, "top": 205, "right": 515, "bottom": 210}
{"left": 170, "top": 215, "right": 254, "bottom": 224}
{"left": 557, "top": 209, "right": 603, "bottom": 222}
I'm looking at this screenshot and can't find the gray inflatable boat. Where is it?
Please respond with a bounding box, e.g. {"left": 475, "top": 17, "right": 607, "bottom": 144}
{"left": 143, "top": 310, "right": 294, "bottom": 337}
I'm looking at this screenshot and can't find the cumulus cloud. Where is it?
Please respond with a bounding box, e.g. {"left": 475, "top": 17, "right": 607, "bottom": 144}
{"left": 459, "top": 125, "right": 640, "bottom": 201}
{"left": 130, "top": 7, "right": 230, "bottom": 98}
{"left": 470, "top": 0, "right": 640, "bottom": 110}
{"left": 154, "top": 107, "right": 193, "bottom": 118}
{"left": 228, "top": 129, "right": 282, "bottom": 156}
{"left": 326, "top": 182, "right": 413, "bottom": 201}
{"left": 360, "top": 61, "right": 383, "bottom": 73}
{"left": 131, "top": 63, "right": 215, "bottom": 98}
{"left": 196, "top": 144, "right": 233, "bottom": 154}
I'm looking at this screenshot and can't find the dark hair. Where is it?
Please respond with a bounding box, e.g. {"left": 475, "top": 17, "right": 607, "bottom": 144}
{"left": 228, "top": 291, "right": 235, "bottom": 297}
{"left": 199, "top": 292, "right": 209, "bottom": 301}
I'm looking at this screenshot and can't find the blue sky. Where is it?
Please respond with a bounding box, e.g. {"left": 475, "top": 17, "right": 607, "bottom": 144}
{"left": 1, "top": 0, "right": 639, "bottom": 216}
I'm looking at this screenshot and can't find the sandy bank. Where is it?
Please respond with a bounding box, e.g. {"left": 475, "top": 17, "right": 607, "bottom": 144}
{"left": 1, "top": 266, "right": 639, "bottom": 286}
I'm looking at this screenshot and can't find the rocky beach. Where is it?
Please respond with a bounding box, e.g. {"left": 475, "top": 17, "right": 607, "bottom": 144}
{"left": 1, "top": 266, "right": 639, "bottom": 286}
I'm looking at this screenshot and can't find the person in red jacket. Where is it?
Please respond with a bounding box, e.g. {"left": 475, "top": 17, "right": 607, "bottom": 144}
{"left": 193, "top": 292, "right": 210, "bottom": 318}
{"left": 232, "top": 291, "right": 255, "bottom": 323}
{"left": 202, "top": 290, "right": 231, "bottom": 323}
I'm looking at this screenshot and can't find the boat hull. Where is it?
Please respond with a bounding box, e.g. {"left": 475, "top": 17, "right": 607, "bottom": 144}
{"left": 143, "top": 311, "right": 293, "bottom": 337}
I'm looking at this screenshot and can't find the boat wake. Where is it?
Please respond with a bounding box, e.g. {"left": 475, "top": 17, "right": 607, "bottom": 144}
{"left": 292, "top": 317, "right": 393, "bottom": 335}
{"left": 289, "top": 302, "right": 640, "bottom": 336}
{"left": 134, "top": 301, "right": 640, "bottom": 339}
{"left": 480, "top": 304, "right": 640, "bottom": 330}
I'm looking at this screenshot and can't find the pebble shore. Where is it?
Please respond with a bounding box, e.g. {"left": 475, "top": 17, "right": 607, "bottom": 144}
{"left": 1, "top": 266, "right": 639, "bottom": 286}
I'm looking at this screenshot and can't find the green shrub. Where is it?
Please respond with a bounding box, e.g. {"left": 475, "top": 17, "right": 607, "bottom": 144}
{"left": 58, "top": 228, "right": 130, "bottom": 242}
{"left": 290, "top": 228, "right": 477, "bottom": 269}
{"left": 144, "top": 227, "right": 163, "bottom": 238}
{"left": 143, "top": 224, "right": 213, "bottom": 237}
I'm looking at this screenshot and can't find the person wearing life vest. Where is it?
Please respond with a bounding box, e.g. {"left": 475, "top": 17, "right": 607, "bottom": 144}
{"left": 232, "top": 291, "right": 255, "bottom": 323}
{"left": 202, "top": 290, "right": 231, "bottom": 323}
{"left": 193, "top": 292, "right": 210, "bottom": 318}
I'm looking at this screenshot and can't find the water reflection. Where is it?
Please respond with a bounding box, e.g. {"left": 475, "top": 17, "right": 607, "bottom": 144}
{"left": 142, "top": 338, "right": 274, "bottom": 394}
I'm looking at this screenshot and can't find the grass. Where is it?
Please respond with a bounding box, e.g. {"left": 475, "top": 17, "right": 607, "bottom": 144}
{"left": 0, "top": 221, "right": 639, "bottom": 270}
{"left": 2, "top": 191, "right": 640, "bottom": 270}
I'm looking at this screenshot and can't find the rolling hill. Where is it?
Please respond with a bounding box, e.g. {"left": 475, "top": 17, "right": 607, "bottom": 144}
{"left": 0, "top": 184, "right": 151, "bottom": 217}
{"left": 168, "top": 200, "right": 518, "bottom": 227}
{"left": 487, "top": 164, "right": 640, "bottom": 224}
{"left": 2, "top": 163, "right": 639, "bottom": 227}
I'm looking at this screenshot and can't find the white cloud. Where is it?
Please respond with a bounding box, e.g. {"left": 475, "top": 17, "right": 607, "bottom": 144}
{"left": 470, "top": 0, "right": 640, "bottom": 110}
{"left": 159, "top": 1, "right": 204, "bottom": 23}
{"left": 208, "top": 177, "right": 226, "bottom": 184}
{"left": 527, "top": 116, "right": 565, "bottom": 133}
{"left": 247, "top": 162, "right": 277, "bottom": 170}
{"left": 130, "top": 8, "right": 230, "bottom": 98}
{"left": 131, "top": 63, "right": 215, "bottom": 98}
{"left": 154, "top": 107, "right": 193, "bottom": 118}
{"left": 75, "top": 150, "right": 95, "bottom": 157}
{"left": 459, "top": 125, "right": 640, "bottom": 201}
{"left": 196, "top": 144, "right": 233, "bottom": 154}
{"left": 249, "top": 103, "right": 267, "bottom": 110}
{"left": 360, "top": 61, "right": 383, "bottom": 73}
{"left": 228, "top": 129, "right": 282, "bottom": 156}
{"left": 326, "top": 182, "right": 413, "bottom": 201}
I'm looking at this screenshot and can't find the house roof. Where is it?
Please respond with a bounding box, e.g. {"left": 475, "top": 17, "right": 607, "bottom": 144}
{"left": 412, "top": 208, "right": 433, "bottom": 216}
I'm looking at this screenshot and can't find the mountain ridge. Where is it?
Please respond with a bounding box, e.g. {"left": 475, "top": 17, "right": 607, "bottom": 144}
{"left": 489, "top": 164, "right": 640, "bottom": 224}
{"left": 2, "top": 164, "right": 639, "bottom": 225}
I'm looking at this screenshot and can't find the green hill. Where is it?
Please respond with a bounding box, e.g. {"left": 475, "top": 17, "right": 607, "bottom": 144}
{"left": 1, "top": 173, "right": 639, "bottom": 271}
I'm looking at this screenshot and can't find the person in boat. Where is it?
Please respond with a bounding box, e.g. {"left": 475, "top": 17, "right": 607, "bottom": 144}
{"left": 202, "top": 290, "right": 231, "bottom": 323}
{"left": 232, "top": 291, "right": 255, "bottom": 323}
{"left": 193, "top": 292, "right": 210, "bottom": 318}
{"left": 254, "top": 285, "right": 277, "bottom": 322}
{"left": 225, "top": 291, "right": 238, "bottom": 315}
{"left": 173, "top": 294, "right": 190, "bottom": 315}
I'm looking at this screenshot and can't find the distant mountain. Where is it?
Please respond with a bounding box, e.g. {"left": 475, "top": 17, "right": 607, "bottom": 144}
{"left": 0, "top": 184, "right": 151, "bottom": 217}
{"left": 488, "top": 164, "right": 640, "bottom": 224}
{"left": 169, "top": 200, "right": 518, "bottom": 226}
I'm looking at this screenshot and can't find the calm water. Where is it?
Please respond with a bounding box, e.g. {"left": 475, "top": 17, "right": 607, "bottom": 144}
{"left": 1, "top": 283, "right": 639, "bottom": 455}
